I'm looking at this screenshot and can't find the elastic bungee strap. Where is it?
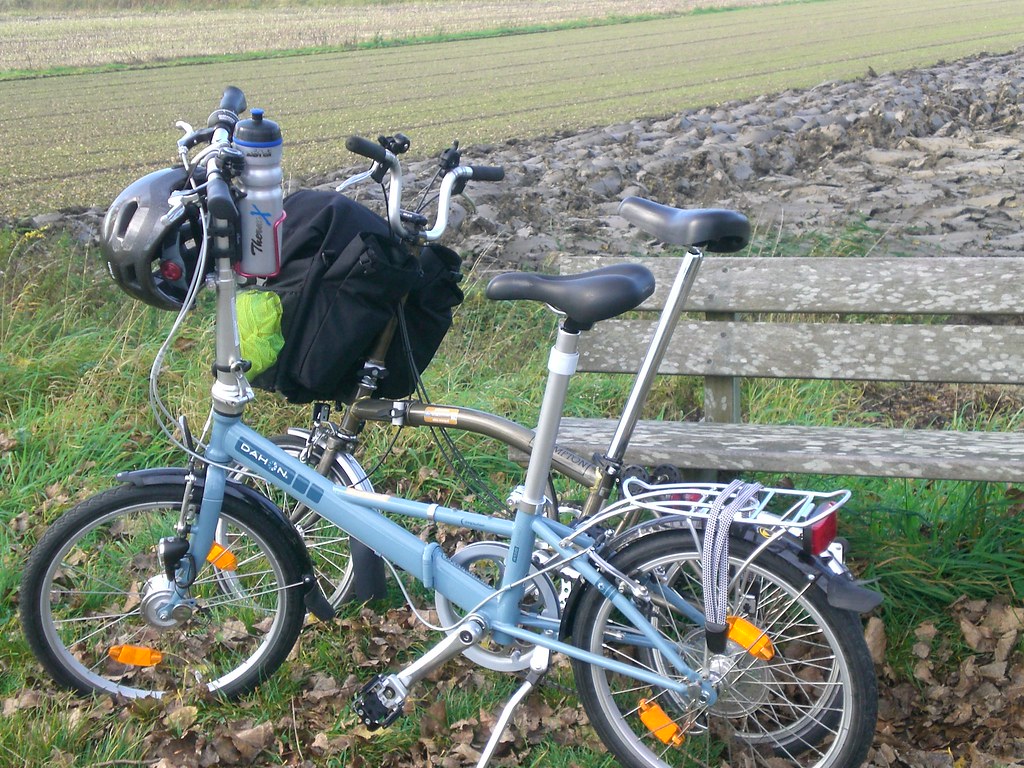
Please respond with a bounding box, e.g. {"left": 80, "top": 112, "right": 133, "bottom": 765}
{"left": 701, "top": 479, "right": 762, "bottom": 652}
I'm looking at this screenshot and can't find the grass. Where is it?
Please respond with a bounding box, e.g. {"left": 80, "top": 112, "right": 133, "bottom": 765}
{"left": 3, "top": 215, "right": 1024, "bottom": 764}
{"left": 0, "top": 1, "right": 778, "bottom": 77}
{"left": 3, "top": 0, "right": 1024, "bottom": 215}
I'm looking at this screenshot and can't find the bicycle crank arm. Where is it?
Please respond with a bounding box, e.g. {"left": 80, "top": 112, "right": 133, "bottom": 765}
{"left": 354, "top": 616, "right": 487, "bottom": 729}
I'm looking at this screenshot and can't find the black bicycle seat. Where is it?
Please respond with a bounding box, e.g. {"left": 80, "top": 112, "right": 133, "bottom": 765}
{"left": 619, "top": 196, "right": 750, "bottom": 252}
{"left": 486, "top": 263, "right": 655, "bottom": 332}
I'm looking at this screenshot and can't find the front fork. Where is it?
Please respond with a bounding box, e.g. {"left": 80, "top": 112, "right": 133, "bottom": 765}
{"left": 155, "top": 458, "right": 231, "bottom": 622}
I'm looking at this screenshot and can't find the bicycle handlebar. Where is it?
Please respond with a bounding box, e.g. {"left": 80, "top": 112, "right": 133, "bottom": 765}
{"left": 421, "top": 165, "right": 504, "bottom": 240}
{"left": 345, "top": 134, "right": 504, "bottom": 242}
{"left": 219, "top": 86, "right": 247, "bottom": 117}
{"left": 345, "top": 135, "right": 388, "bottom": 164}
{"left": 186, "top": 87, "right": 248, "bottom": 259}
{"left": 205, "top": 170, "right": 236, "bottom": 221}
{"left": 466, "top": 165, "right": 504, "bottom": 182}
{"left": 207, "top": 86, "right": 247, "bottom": 137}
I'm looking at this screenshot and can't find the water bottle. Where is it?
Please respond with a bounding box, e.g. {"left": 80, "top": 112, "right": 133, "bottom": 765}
{"left": 234, "top": 108, "right": 284, "bottom": 277}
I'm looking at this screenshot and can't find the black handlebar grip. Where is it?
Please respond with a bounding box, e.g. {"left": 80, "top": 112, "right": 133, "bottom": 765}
{"left": 469, "top": 166, "right": 505, "bottom": 182}
{"left": 206, "top": 173, "right": 238, "bottom": 222}
{"left": 219, "top": 86, "right": 247, "bottom": 115}
{"left": 346, "top": 135, "right": 388, "bottom": 164}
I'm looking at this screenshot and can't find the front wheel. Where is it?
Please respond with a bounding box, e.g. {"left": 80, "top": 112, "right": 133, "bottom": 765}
{"left": 569, "top": 530, "right": 876, "bottom": 767}
{"left": 20, "top": 482, "right": 307, "bottom": 699}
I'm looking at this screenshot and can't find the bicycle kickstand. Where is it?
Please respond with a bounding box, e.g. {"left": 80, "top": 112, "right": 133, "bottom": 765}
{"left": 475, "top": 645, "right": 551, "bottom": 768}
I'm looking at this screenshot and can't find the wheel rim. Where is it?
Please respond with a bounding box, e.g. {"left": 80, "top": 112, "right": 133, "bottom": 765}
{"left": 582, "top": 549, "right": 856, "bottom": 766}
{"left": 35, "top": 500, "right": 293, "bottom": 698}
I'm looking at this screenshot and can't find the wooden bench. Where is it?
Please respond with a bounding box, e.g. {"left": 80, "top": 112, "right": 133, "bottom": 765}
{"left": 549, "top": 255, "right": 1024, "bottom": 483}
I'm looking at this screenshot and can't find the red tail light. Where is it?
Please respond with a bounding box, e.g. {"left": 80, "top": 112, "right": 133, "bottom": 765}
{"left": 804, "top": 504, "right": 838, "bottom": 556}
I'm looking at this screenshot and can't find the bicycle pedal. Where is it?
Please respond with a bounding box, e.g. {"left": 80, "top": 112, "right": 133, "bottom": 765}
{"left": 353, "top": 674, "right": 405, "bottom": 730}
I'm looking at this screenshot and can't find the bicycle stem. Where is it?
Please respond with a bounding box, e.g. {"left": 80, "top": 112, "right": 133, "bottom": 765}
{"left": 210, "top": 252, "right": 254, "bottom": 413}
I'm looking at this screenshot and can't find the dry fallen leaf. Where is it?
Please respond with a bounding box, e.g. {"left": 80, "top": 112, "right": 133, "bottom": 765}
{"left": 0, "top": 432, "right": 18, "bottom": 452}
{"left": 864, "top": 615, "right": 887, "bottom": 665}
{"left": 231, "top": 721, "right": 275, "bottom": 761}
{"left": 164, "top": 705, "right": 199, "bottom": 732}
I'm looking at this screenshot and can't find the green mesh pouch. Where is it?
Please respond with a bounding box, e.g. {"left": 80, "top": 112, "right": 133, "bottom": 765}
{"left": 237, "top": 289, "right": 284, "bottom": 378}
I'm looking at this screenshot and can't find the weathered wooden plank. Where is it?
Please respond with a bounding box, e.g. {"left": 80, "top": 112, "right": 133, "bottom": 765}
{"left": 561, "top": 256, "right": 1024, "bottom": 316}
{"left": 580, "top": 319, "right": 1024, "bottom": 384}
{"left": 702, "top": 310, "right": 741, "bottom": 422}
{"left": 549, "top": 418, "right": 1024, "bottom": 482}
{"left": 551, "top": 255, "right": 1024, "bottom": 482}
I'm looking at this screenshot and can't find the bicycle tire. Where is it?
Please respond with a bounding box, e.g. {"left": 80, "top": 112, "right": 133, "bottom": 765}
{"left": 231, "top": 433, "right": 360, "bottom": 608}
{"left": 569, "top": 530, "right": 876, "bottom": 767}
{"left": 20, "top": 482, "right": 306, "bottom": 699}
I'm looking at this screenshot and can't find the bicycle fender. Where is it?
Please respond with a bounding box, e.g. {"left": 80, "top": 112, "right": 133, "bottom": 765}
{"left": 589, "top": 516, "right": 882, "bottom": 616}
{"left": 738, "top": 529, "right": 883, "bottom": 614}
{"left": 558, "top": 578, "right": 588, "bottom": 642}
{"left": 116, "top": 467, "right": 336, "bottom": 621}
{"left": 284, "top": 429, "right": 388, "bottom": 602}
{"left": 816, "top": 570, "right": 883, "bottom": 613}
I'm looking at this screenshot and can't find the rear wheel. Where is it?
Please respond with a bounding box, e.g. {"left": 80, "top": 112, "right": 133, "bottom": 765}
{"left": 230, "top": 433, "right": 362, "bottom": 607}
{"left": 20, "top": 482, "right": 306, "bottom": 699}
{"left": 569, "top": 530, "right": 876, "bottom": 767}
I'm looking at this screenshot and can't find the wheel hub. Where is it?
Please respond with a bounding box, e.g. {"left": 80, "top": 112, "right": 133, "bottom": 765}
{"left": 140, "top": 575, "right": 192, "bottom": 628}
{"left": 672, "top": 628, "right": 772, "bottom": 717}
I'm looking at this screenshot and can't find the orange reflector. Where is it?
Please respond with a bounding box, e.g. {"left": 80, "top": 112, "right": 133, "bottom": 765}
{"left": 638, "top": 699, "right": 686, "bottom": 747}
{"left": 727, "top": 615, "right": 775, "bottom": 661}
{"left": 109, "top": 645, "right": 163, "bottom": 667}
{"left": 206, "top": 543, "right": 238, "bottom": 571}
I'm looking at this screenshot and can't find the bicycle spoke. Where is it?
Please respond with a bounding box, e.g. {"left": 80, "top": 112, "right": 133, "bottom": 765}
{"left": 22, "top": 487, "right": 307, "bottom": 698}
{"left": 571, "top": 531, "right": 875, "bottom": 767}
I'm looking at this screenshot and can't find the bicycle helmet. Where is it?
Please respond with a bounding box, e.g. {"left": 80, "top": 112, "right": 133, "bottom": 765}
{"left": 102, "top": 166, "right": 204, "bottom": 311}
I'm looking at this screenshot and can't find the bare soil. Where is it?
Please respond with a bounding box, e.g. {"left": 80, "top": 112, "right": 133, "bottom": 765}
{"left": 0, "top": 1, "right": 774, "bottom": 72}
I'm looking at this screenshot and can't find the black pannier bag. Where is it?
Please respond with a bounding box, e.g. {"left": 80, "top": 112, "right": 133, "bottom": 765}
{"left": 249, "top": 189, "right": 463, "bottom": 403}
{"left": 380, "top": 235, "right": 464, "bottom": 399}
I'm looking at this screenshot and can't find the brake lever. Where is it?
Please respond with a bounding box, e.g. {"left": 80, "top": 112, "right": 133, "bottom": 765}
{"left": 176, "top": 125, "right": 216, "bottom": 152}
{"left": 336, "top": 167, "right": 377, "bottom": 193}
{"left": 159, "top": 188, "right": 203, "bottom": 227}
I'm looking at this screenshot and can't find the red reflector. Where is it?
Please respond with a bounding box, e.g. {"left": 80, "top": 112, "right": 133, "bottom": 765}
{"left": 666, "top": 493, "right": 703, "bottom": 503}
{"left": 805, "top": 506, "right": 838, "bottom": 556}
{"left": 160, "top": 260, "right": 183, "bottom": 281}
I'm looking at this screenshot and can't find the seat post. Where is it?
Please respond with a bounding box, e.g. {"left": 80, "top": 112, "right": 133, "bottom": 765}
{"left": 603, "top": 249, "right": 703, "bottom": 464}
{"left": 493, "top": 325, "right": 579, "bottom": 642}
{"left": 518, "top": 325, "right": 581, "bottom": 512}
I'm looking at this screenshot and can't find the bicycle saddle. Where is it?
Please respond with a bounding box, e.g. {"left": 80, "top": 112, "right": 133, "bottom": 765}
{"left": 486, "top": 263, "right": 655, "bottom": 332}
{"left": 619, "top": 196, "right": 750, "bottom": 252}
